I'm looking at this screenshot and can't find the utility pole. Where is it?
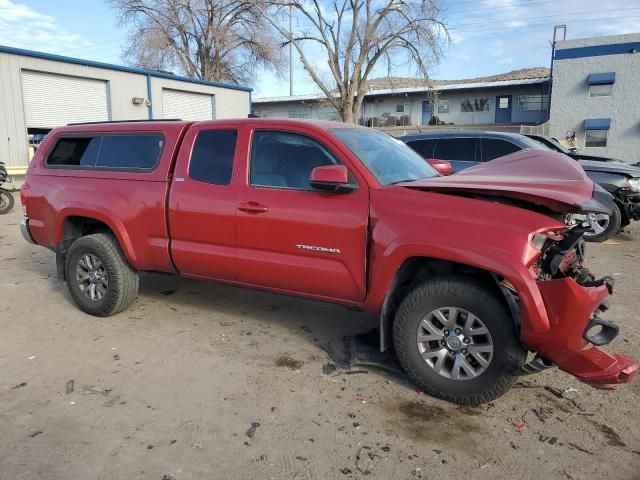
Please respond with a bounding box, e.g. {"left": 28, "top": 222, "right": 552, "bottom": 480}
{"left": 289, "top": 4, "right": 293, "bottom": 96}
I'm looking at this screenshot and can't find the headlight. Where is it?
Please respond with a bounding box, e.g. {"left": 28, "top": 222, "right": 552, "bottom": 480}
{"left": 628, "top": 178, "right": 640, "bottom": 192}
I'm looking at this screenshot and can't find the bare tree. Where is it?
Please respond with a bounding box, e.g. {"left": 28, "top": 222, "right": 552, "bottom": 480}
{"left": 112, "top": 0, "right": 283, "bottom": 85}
{"left": 264, "top": 0, "right": 447, "bottom": 123}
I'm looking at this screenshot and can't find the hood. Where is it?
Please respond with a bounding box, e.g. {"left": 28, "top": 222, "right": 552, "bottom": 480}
{"left": 579, "top": 159, "right": 640, "bottom": 178}
{"left": 397, "top": 150, "right": 613, "bottom": 214}
{"left": 569, "top": 152, "right": 621, "bottom": 163}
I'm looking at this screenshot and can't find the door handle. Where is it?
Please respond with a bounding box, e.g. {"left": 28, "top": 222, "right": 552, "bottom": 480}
{"left": 238, "top": 202, "right": 268, "bottom": 213}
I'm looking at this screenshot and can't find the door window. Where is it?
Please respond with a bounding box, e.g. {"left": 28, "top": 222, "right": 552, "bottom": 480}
{"left": 188, "top": 129, "right": 238, "bottom": 185}
{"left": 481, "top": 139, "right": 520, "bottom": 161}
{"left": 250, "top": 131, "right": 340, "bottom": 190}
{"left": 433, "top": 138, "right": 477, "bottom": 162}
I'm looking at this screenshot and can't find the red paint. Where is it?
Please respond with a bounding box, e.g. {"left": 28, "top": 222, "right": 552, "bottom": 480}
{"left": 309, "top": 164, "right": 350, "bottom": 184}
{"left": 21, "top": 118, "right": 637, "bottom": 387}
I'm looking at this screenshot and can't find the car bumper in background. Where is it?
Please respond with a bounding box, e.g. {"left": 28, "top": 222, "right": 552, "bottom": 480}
{"left": 20, "top": 218, "right": 36, "bottom": 244}
{"left": 522, "top": 277, "right": 639, "bottom": 388}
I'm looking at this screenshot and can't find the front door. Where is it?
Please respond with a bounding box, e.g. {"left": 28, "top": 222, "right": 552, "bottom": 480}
{"left": 495, "top": 95, "right": 512, "bottom": 123}
{"left": 168, "top": 125, "right": 240, "bottom": 280}
{"left": 235, "top": 128, "right": 369, "bottom": 302}
{"left": 422, "top": 101, "right": 433, "bottom": 125}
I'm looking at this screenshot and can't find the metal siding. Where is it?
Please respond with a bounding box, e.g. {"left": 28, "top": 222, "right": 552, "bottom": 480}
{"left": 21, "top": 70, "right": 109, "bottom": 128}
{"left": 161, "top": 89, "right": 214, "bottom": 120}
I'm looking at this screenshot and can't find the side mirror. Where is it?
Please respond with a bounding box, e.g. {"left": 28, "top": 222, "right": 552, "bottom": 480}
{"left": 427, "top": 158, "right": 453, "bottom": 176}
{"left": 309, "top": 165, "right": 357, "bottom": 193}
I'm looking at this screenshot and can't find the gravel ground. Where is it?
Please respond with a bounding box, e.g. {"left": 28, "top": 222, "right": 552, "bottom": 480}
{"left": 1, "top": 193, "right": 639, "bottom": 480}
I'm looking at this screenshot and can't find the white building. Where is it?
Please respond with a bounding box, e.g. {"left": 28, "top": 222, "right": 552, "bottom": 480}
{"left": 548, "top": 33, "right": 640, "bottom": 162}
{"left": 253, "top": 68, "right": 550, "bottom": 129}
{"left": 0, "top": 45, "right": 252, "bottom": 185}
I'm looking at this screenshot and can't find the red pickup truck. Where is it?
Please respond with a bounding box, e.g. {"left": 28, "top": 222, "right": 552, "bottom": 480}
{"left": 20, "top": 119, "right": 638, "bottom": 405}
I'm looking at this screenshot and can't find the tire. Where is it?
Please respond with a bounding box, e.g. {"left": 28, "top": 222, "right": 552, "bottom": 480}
{"left": 0, "top": 189, "right": 14, "bottom": 214}
{"left": 393, "top": 275, "right": 526, "bottom": 405}
{"left": 65, "top": 233, "right": 139, "bottom": 316}
{"left": 583, "top": 203, "right": 622, "bottom": 242}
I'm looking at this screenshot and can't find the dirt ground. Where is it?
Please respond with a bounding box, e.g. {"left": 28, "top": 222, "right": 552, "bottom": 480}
{"left": 1, "top": 192, "right": 639, "bottom": 480}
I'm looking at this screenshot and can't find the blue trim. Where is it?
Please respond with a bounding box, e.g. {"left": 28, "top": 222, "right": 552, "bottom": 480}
{"left": 146, "top": 74, "right": 153, "bottom": 119}
{"left": 0, "top": 44, "right": 252, "bottom": 92}
{"left": 584, "top": 118, "right": 611, "bottom": 130}
{"left": 587, "top": 72, "right": 616, "bottom": 85}
{"left": 555, "top": 42, "right": 640, "bottom": 60}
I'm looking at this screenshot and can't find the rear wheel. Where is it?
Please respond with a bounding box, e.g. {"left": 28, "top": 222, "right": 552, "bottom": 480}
{"left": 0, "top": 189, "right": 14, "bottom": 214}
{"left": 393, "top": 275, "right": 526, "bottom": 405}
{"left": 65, "top": 234, "right": 139, "bottom": 316}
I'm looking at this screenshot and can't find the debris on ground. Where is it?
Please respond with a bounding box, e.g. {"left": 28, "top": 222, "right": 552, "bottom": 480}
{"left": 513, "top": 422, "right": 528, "bottom": 433}
{"left": 28, "top": 430, "right": 43, "bottom": 438}
{"left": 103, "top": 394, "right": 123, "bottom": 407}
{"left": 411, "top": 467, "right": 423, "bottom": 477}
{"left": 510, "top": 441, "right": 519, "bottom": 449}
{"left": 356, "top": 447, "right": 374, "bottom": 475}
{"left": 11, "top": 382, "right": 27, "bottom": 390}
{"left": 245, "top": 422, "right": 260, "bottom": 439}
{"left": 532, "top": 407, "right": 553, "bottom": 423}
{"left": 567, "top": 442, "right": 594, "bottom": 455}
{"left": 83, "top": 385, "right": 112, "bottom": 397}
{"left": 161, "top": 475, "right": 176, "bottom": 480}
{"left": 564, "top": 387, "right": 578, "bottom": 394}
{"left": 160, "top": 289, "right": 176, "bottom": 296}
{"left": 340, "top": 468, "right": 352, "bottom": 475}
{"left": 355, "top": 395, "right": 367, "bottom": 404}
{"left": 113, "top": 354, "right": 120, "bottom": 360}
{"left": 28, "top": 356, "right": 36, "bottom": 360}
{"left": 538, "top": 434, "right": 559, "bottom": 445}
{"left": 322, "top": 362, "right": 338, "bottom": 375}
{"left": 380, "top": 446, "right": 391, "bottom": 452}
{"left": 296, "top": 456, "right": 308, "bottom": 462}
{"left": 219, "top": 321, "right": 234, "bottom": 327}
{"left": 274, "top": 354, "right": 303, "bottom": 370}
{"left": 65, "top": 380, "right": 74, "bottom": 394}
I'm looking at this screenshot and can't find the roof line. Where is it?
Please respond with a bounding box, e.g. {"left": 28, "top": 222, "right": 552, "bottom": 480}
{"left": 0, "top": 44, "right": 252, "bottom": 92}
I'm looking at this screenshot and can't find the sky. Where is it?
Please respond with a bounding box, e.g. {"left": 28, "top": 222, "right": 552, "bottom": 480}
{"left": 1, "top": 0, "right": 639, "bottom": 99}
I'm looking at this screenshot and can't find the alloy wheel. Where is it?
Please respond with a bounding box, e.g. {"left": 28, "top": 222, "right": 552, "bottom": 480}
{"left": 76, "top": 254, "right": 108, "bottom": 301}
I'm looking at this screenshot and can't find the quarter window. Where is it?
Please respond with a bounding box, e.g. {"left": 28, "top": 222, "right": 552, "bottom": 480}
{"left": 250, "top": 131, "right": 339, "bottom": 190}
{"left": 585, "top": 130, "right": 607, "bottom": 147}
{"left": 189, "top": 130, "right": 238, "bottom": 185}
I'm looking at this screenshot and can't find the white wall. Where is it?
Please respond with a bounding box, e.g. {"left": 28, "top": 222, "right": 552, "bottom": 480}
{"left": 548, "top": 33, "right": 640, "bottom": 163}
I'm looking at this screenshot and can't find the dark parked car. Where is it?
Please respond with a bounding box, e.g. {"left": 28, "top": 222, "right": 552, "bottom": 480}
{"left": 400, "top": 131, "right": 640, "bottom": 242}
{"left": 524, "top": 134, "right": 620, "bottom": 163}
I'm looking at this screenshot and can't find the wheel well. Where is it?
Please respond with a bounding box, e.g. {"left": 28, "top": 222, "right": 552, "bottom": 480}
{"left": 379, "top": 257, "right": 513, "bottom": 351}
{"left": 56, "top": 217, "right": 115, "bottom": 280}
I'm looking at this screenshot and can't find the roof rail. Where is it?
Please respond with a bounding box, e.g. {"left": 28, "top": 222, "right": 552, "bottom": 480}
{"left": 67, "top": 119, "right": 183, "bottom": 126}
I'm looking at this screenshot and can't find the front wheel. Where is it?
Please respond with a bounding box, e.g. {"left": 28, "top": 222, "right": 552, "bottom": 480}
{"left": 0, "top": 189, "right": 14, "bottom": 214}
{"left": 569, "top": 203, "right": 622, "bottom": 242}
{"left": 65, "top": 233, "right": 139, "bottom": 316}
{"left": 393, "top": 275, "right": 526, "bottom": 405}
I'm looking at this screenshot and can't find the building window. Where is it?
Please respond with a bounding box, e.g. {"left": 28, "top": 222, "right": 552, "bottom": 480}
{"left": 318, "top": 108, "right": 340, "bottom": 121}
{"left": 461, "top": 98, "right": 489, "bottom": 112}
{"left": 288, "top": 108, "right": 310, "bottom": 118}
{"left": 517, "top": 95, "right": 549, "bottom": 111}
{"left": 437, "top": 101, "right": 449, "bottom": 114}
{"left": 585, "top": 130, "right": 607, "bottom": 147}
{"left": 589, "top": 84, "right": 613, "bottom": 97}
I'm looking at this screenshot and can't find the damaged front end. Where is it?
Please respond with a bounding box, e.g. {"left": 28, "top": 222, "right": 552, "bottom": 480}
{"left": 520, "top": 226, "right": 638, "bottom": 388}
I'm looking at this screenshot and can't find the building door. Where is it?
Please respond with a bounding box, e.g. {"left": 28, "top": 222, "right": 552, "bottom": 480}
{"left": 162, "top": 89, "right": 215, "bottom": 120}
{"left": 495, "top": 95, "right": 512, "bottom": 123}
{"left": 421, "top": 101, "right": 433, "bottom": 125}
{"left": 21, "top": 70, "right": 109, "bottom": 128}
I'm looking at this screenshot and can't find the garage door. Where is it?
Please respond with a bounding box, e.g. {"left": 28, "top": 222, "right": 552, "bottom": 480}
{"left": 162, "top": 89, "right": 214, "bottom": 121}
{"left": 21, "top": 70, "right": 109, "bottom": 128}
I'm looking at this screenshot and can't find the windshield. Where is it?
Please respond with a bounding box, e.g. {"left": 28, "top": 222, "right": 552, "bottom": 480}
{"left": 332, "top": 128, "right": 438, "bottom": 185}
{"left": 520, "top": 135, "right": 553, "bottom": 151}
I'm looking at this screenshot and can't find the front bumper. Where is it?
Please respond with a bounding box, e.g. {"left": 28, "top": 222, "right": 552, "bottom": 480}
{"left": 521, "top": 277, "right": 639, "bottom": 388}
{"left": 20, "top": 218, "right": 36, "bottom": 244}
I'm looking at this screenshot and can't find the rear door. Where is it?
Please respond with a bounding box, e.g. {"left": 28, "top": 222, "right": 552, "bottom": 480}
{"left": 406, "top": 139, "right": 437, "bottom": 159}
{"left": 432, "top": 138, "right": 479, "bottom": 172}
{"left": 168, "top": 124, "right": 239, "bottom": 280}
{"left": 235, "top": 126, "right": 369, "bottom": 302}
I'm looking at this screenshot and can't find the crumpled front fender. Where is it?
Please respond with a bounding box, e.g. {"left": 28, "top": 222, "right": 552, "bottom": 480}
{"left": 522, "top": 277, "right": 638, "bottom": 388}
